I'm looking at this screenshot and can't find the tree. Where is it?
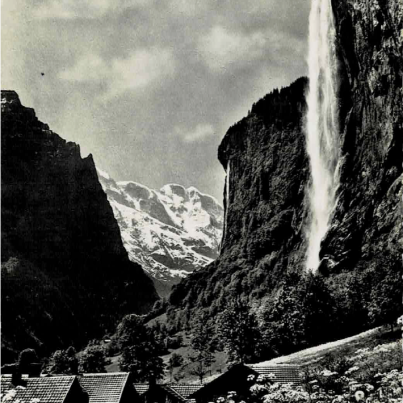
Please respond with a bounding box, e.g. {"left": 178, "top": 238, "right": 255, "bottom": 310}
{"left": 367, "top": 267, "right": 401, "bottom": 331}
{"left": 18, "top": 349, "right": 38, "bottom": 370}
{"left": 48, "top": 346, "right": 78, "bottom": 375}
{"left": 79, "top": 345, "right": 109, "bottom": 373}
{"left": 218, "top": 298, "right": 260, "bottom": 364}
{"left": 258, "top": 272, "right": 312, "bottom": 359}
{"left": 303, "top": 273, "right": 335, "bottom": 346}
{"left": 117, "top": 314, "right": 165, "bottom": 382}
{"left": 188, "top": 313, "right": 216, "bottom": 384}
{"left": 167, "top": 353, "right": 184, "bottom": 382}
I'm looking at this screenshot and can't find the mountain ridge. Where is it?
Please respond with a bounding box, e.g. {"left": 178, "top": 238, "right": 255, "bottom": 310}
{"left": 97, "top": 169, "right": 224, "bottom": 296}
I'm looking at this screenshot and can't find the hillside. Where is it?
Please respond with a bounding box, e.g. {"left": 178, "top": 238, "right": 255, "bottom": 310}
{"left": 166, "top": 0, "right": 402, "bottom": 354}
{"left": 1, "top": 91, "right": 159, "bottom": 362}
{"left": 97, "top": 169, "right": 223, "bottom": 296}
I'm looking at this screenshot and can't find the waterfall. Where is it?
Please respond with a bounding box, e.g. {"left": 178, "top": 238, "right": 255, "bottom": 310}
{"left": 223, "top": 160, "right": 231, "bottom": 246}
{"left": 305, "top": 0, "right": 340, "bottom": 272}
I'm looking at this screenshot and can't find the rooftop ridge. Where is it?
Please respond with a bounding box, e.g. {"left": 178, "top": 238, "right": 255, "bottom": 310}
{"left": 81, "top": 372, "right": 130, "bottom": 376}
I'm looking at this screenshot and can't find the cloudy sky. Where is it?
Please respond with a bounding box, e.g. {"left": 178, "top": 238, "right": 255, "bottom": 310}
{"left": 2, "top": 0, "right": 310, "bottom": 201}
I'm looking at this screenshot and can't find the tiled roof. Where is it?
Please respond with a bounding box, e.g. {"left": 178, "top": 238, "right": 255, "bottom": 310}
{"left": 133, "top": 383, "right": 149, "bottom": 395}
{"left": 247, "top": 364, "right": 302, "bottom": 385}
{"left": 133, "top": 384, "right": 202, "bottom": 401}
{"left": 1, "top": 375, "right": 77, "bottom": 402}
{"left": 168, "top": 384, "right": 203, "bottom": 398}
{"left": 160, "top": 384, "right": 190, "bottom": 402}
{"left": 79, "top": 372, "right": 130, "bottom": 403}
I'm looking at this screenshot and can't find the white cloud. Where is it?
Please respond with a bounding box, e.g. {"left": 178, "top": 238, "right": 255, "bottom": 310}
{"left": 198, "top": 26, "right": 266, "bottom": 72}
{"left": 34, "top": 0, "right": 150, "bottom": 19}
{"left": 59, "top": 54, "right": 109, "bottom": 82}
{"left": 59, "top": 48, "right": 176, "bottom": 98}
{"left": 110, "top": 48, "right": 176, "bottom": 95}
{"left": 175, "top": 124, "right": 216, "bottom": 143}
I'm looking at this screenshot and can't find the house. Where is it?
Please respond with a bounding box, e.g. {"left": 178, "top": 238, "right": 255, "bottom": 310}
{"left": 0, "top": 374, "right": 88, "bottom": 403}
{"left": 1, "top": 372, "right": 138, "bottom": 403}
{"left": 134, "top": 383, "right": 202, "bottom": 403}
{"left": 79, "top": 373, "right": 138, "bottom": 403}
{"left": 246, "top": 364, "right": 302, "bottom": 384}
{"left": 168, "top": 384, "right": 202, "bottom": 402}
{"left": 189, "top": 364, "right": 303, "bottom": 403}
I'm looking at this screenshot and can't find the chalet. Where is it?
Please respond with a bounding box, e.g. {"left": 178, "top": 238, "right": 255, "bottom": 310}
{"left": 168, "top": 384, "right": 202, "bottom": 402}
{"left": 79, "top": 373, "right": 138, "bottom": 403}
{"left": 1, "top": 372, "right": 138, "bottom": 403}
{"left": 189, "top": 364, "right": 302, "bottom": 403}
{"left": 134, "top": 383, "right": 202, "bottom": 403}
{"left": 0, "top": 374, "right": 88, "bottom": 403}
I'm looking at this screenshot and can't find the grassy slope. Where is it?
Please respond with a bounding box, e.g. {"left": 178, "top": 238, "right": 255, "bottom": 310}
{"left": 255, "top": 326, "right": 401, "bottom": 367}
{"left": 106, "top": 318, "right": 401, "bottom": 382}
{"left": 106, "top": 330, "right": 229, "bottom": 384}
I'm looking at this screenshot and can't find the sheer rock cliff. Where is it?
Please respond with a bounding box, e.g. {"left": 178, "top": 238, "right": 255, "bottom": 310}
{"left": 1, "top": 91, "right": 158, "bottom": 362}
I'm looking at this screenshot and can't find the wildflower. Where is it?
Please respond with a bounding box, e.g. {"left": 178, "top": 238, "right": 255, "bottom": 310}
{"left": 247, "top": 374, "right": 255, "bottom": 382}
{"left": 3, "top": 389, "right": 17, "bottom": 400}
{"left": 322, "top": 369, "right": 338, "bottom": 377}
{"left": 269, "top": 383, "right": 280, "bottom": 391}
{"left": 354, "top": 390, "right": 365, "bottom": 401}
{"left": 250, "top": 384, "right": 267, "bottom": 394}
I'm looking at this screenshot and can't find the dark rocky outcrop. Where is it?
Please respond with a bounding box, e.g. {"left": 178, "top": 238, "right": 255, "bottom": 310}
{"left": 167, "top": 78, "right": 310, "bottom": 326}
{"left": 1, "top": 91, "right": 158, "bottom": 362}
{"left": 167, "top": 0, "right": 402, "bottom": 333}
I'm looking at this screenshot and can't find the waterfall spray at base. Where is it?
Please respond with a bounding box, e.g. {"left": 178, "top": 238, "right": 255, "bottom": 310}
{"left": 305, "top": 0, "right": 340, "bottom": 272}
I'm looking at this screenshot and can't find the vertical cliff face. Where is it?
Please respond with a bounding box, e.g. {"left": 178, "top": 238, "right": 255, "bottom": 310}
{"left": 322, "top": 0, "right": 403, "bottom": 274}
{"left": 168, "top": 78, "right": 310, "bottom": 316}
{"left": 168, "top": 0, "right": 402, "bottom": 331}
{"left": 1, "top": 91, "right": 158, "bottom": 362}
{"left": 218, "top": 77, "right": 309, "bottom": 275}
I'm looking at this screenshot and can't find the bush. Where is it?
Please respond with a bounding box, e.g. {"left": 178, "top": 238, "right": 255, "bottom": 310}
{"left": 169, "top": 353, "right": 184, "bottom": 368}
{"left": 79, "top": 345, "right": 109, "bottom": 373}
{"left": 47, "top": 346, "right": 78, "bottom": 375}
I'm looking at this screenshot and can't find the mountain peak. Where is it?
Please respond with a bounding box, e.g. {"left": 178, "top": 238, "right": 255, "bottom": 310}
{"left": 1, "top": 90, "right": 21, "bottom": 106}
{"left": 98, "top": 170, "right": 224, "bottom": 296}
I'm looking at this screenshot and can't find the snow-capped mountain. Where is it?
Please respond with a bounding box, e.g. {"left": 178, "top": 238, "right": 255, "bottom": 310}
{"left": 97, "top": 169, "right": 223, "bottom": 294}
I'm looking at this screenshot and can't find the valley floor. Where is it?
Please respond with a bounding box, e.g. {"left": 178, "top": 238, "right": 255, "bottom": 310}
{"left": 106, "top": 325, "right": 401, "bottom": 383}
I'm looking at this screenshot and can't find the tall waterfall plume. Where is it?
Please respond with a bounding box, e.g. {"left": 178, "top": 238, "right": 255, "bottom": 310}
{"left": 221, "top": 161, "right": 231, "bottom": 250}
{"left": 305, "top": 0, "right": 340, "bottom": 272}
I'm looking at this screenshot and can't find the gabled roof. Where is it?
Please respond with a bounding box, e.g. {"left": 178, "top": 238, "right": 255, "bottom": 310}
{"left": 0, "top": 375, "right": 78, "bottom": 403}
{"left": 133, "top": 383, "right": 202, "bottom": 401}
{"left": 168, "top": 384, "right": 203, "bottom": 399}
{"left": 133, "top": 383, "right": 149, "bottom": 395}
{"left": 159, "top": 384, "right": 188, "bottom": 402}
{"left": 79, "top": 372, "right": 131, "bottom": 403}
{"left": 246, "top": 364, "right": 302, "bottom": 385}
{"left": 189, "top": 363, "right": 303, "bottom": 399}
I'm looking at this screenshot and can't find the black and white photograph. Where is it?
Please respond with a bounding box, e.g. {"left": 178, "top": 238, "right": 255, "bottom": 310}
{"left": 1, "top": 0, "right": 402, "bottom": 402}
